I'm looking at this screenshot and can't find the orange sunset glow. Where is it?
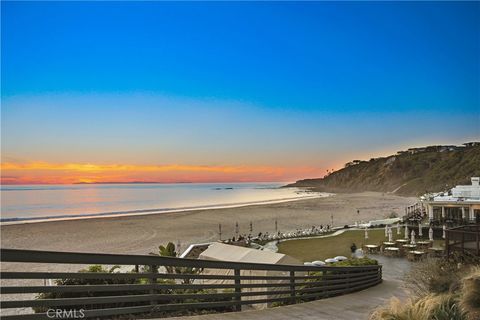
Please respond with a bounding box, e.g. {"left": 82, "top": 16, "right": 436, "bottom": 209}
{"left": 1, "top": 161, "right": 326, "bottom": 185}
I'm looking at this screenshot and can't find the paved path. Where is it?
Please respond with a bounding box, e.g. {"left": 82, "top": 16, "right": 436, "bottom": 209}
{"left": 164, "top": 255, "right": 411, "bottom": 320}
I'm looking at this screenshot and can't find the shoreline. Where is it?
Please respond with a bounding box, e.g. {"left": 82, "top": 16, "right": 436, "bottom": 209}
{"left": 1, "top": 192, "right": 417, "bottom": 257}
{"left": 0, "top": 192, "right": 329, "bottom": 226}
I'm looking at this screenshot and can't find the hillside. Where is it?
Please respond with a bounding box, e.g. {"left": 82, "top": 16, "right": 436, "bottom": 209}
{"left": 287, "top": 143, "right": 480, "bottom": 196}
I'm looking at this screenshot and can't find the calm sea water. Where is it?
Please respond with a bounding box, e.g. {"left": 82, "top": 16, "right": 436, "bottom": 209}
{"left": 0, "top": 183, "right": 323, "bottom": 223}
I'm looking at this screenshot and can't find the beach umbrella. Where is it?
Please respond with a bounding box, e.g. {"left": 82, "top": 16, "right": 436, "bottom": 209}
{"left": 418, "top": 223, "right": 423, "bottom": 237}
{"left": 404, "top": 225, "right": 409, "bottom": 239}
{"left": 325, "top": 258, "right": 338, "bottom": 264}
{"left": 442, "top": 225, "right": 446, "bottom": 239}
{"left": 397, "top": 223, "right": 401, "bottom": 235}
{"left": 353, "top": 248, "right": 365, "bottom": 259}
{"left": 429, "top": 227, "right": 434, "bottom": 241}
{"left": 385, "top": 225, "right": 388, "bottom": 237}
{"left": 388, "top": 228, "right": 393, "bottom": 242}
{"left": 411, "top": 230, "right": 416, "bottom": 244}
{"left": 364, "top": 227, "right": 369, "bottom": 239}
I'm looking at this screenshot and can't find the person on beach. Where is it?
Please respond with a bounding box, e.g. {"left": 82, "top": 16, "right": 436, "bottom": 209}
{"left": 350, "top": 243, "right": 357, "bottom": 254}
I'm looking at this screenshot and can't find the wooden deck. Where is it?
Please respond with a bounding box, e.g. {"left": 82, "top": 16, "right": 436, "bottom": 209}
{"left": 165, "top": 255, "right": 411, "bottom": 320}
{"left": 0, "top": 248, "right": 382, "bottom": 319}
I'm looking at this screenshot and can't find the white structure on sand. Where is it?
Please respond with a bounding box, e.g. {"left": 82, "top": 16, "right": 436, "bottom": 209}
{"left": 198, "top": 243, "right": 301, "bottom": 309}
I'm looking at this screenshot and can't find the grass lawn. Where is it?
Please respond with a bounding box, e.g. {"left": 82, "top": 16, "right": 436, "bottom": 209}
{"left": 277, "top": 228, "right": 445, "bottom": 262}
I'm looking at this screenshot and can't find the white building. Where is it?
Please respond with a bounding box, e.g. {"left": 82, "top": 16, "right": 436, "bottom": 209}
{"left": 426, "top": 177, "right": 480, "bottom": 224}
{"left": 451, "top": 177, "right": 480, "bottom": 198}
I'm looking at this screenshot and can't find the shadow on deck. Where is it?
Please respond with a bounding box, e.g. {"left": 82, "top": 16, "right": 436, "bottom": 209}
{"left": 166, "top": 255, "right": 411, "bottom": 320}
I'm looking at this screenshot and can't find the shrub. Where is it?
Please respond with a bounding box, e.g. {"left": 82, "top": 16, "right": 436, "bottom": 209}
{"left": 151, "top": 242, "right": 203, "bottom": 284}
{"left": 35, "top": 264, "right": 234, "bottom": 317}
{"left": 370, "top": 294, "right": 467, "bottom": 320}
{"left": 370, "top": 296, "right": 432, "bottom": 320}
{"left": 459, "top": 267, "right": 480, "bottom": 320}
{"left": 405, "top": 257, "right": 462, "bottom": 296}
{"left": 270, "top": 301, "right": 288, "bottom": 308}
{"left": 34, "top": 265, "right": 167, "bottom": 313}
{"left": 371, "top": 257, "right": 480, "bottom": 320}
{"left": 33, "top": 243, "right": 230, "bottom": 317}
{"left": 388, "top": 212, "right": 398, "bottom": 218}
{"left": 431, "top": 295, "right": 467, "bottom": 320}
{"left": 332, "top": 257, "right": 378, "bottom": 267}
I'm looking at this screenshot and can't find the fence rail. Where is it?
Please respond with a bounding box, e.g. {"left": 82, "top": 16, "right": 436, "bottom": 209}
{"left": 445, "top": 225, "right": 480, "bottom": 257}
{"left": 1, "top": 248, "right": 382, "bottom": 319}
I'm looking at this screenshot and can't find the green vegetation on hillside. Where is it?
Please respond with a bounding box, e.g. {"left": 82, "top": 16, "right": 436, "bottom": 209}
{"left": 287, "top": 144, "right": 480, "bottom": 196}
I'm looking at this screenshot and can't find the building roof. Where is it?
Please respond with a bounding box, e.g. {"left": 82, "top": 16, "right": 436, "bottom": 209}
{"left": 427, "top": 177, "right": 480, "bottom": 204}
{"left": 199, "top": 242, "right": 301, "bottom": 265}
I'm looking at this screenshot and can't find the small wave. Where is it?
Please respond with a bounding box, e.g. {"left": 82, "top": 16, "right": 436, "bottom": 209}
{"left": 0, "top": 193, "right": 329, "bottom": 225}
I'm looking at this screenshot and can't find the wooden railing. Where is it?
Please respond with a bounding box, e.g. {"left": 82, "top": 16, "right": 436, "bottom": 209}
{"left": 0, "top": 249, "right": 382, "bottom": 319}
{"left": 445, "top": 225, "right": 480, "bottom": 257}
{"left": 404, "top": 202, "right": 426, "bottom": 222}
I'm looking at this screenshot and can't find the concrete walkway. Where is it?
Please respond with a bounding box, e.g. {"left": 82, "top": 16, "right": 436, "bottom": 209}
{"left": 165, "top": 255, "right": 411, "bottom": 320}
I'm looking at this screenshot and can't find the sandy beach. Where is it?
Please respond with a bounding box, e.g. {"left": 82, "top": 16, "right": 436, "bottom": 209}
{"left": 1, "top": 192, "right": 415, "bottom": 255}
{"left": 0, "top": 191, "right": 415, "bottom": 313}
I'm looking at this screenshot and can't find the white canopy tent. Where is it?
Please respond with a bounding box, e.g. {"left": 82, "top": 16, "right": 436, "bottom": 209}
{"left": 199, "top": 243, "right": 300, "bottom": 265}
{"left": 198, "top": 243, "right": 302, "bottom": 309}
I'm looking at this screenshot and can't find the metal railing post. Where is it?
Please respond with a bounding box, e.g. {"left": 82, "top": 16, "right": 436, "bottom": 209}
{"left": 445, "top": 229, "right": 450, "bottom": 257}
{"left": 150, "top": 264, "right": 157, "bottom": 307}
{"left": 234, "top": 268, "right": 241, "bottom": 311}
{"left": 289, "top": 271, "right": 295, "bottom": 303}
{"left": 0, "top": 248, "right": 386, "bottom": 319}
{"left": 477, "top": 231, "right": 479, "bottom": 256}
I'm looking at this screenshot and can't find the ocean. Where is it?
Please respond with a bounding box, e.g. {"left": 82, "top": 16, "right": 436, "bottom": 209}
{"left": 0, "top": 182, "right": 324, "bottom": 223}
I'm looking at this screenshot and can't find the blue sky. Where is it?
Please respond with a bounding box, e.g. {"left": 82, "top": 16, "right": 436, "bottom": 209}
{"left": 1, "top": 1, "right": 479, "bottom": 183}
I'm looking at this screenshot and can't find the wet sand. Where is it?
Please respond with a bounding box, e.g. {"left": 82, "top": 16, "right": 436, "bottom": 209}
{"left": 1, "top": 192, "right": 415, "bottom": 255}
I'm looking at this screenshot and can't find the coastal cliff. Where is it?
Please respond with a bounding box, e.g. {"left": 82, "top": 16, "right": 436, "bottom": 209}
{"left": 287, "top": 143, "right": 480, "bottom": 196}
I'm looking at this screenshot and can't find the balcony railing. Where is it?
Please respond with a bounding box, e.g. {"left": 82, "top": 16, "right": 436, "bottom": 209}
{"left": 0, "top": 249, "right": 382, "bottom": 319}
{"left": 445, "top": 225, "right": 480, "bottom": 257}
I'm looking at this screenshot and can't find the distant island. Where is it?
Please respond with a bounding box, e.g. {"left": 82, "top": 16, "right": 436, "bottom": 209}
{"left": 73, "top": 181, "right": 193, "bottom": 184}
{"left": 286, "top": 142, "right": 480, "bottom": 196}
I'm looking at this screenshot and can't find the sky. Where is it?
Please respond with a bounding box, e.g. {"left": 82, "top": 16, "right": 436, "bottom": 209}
{"left": 1, "top": 1, "right": 479, "bottom": 184}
